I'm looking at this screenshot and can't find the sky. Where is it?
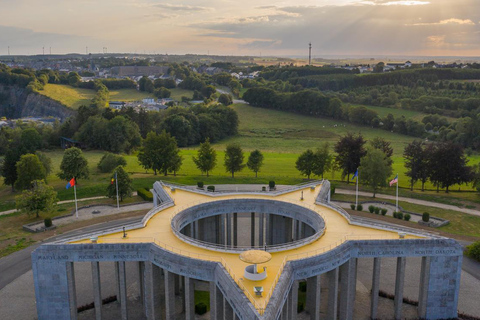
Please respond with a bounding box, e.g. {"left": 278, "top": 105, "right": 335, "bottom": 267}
{"left": 1, "top": 0, "right": 480, "bottom": 57}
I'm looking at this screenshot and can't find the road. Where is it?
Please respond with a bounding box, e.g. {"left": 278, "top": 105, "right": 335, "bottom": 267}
{"left": 336, "top": 188, "right": 480, "bottom": 216}
{"left": 0, "top": 215, "right": 142, "bottom": 290}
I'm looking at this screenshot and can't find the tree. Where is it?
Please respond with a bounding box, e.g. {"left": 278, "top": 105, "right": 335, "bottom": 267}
{"left": 16, "top": 180, "right": 58, "bottom": 218}
{"left": 370, "top": 137, "right": 393, "bottom": 167}
{"left": 334, "top": 133, "right": 366, "bottom": 182}
{"left": 224, "top": 143, "right": 245, "bottom": 178}
{"left": 154, "top": 87, "right": 171, "bottom": 99}
{"left": 1, "top": 147, "right": 22, "bottom": 191}
{"left": 296, "top": 149, "right": 315, "bottom": 179}
{"left": 218, "top": 93, "right": 233, "bottom": 106}
{"left": 106, "top": 166, "right": 133, "bottom": 202}
{"left": 192, "top": 139, "right": 217, "bottom": 177}
{"left": 313, "top": 143, "right": 333, "bottom": 179}
{"left": 97, "top": 152, "right": 127, "bottom": 173}
{"left": 35, "top": 151, "right": 52, "bottom": 176}
{"left": 404, "top": 140, "right": 429, "bottom": 191}
{"left": 58, "top": 147, "right": 89, "bottom": 182}
{"left": 20, "top": 127, "right": 42, "bottom": 153}
{"left": 427, "top": 142, "right": 472, "bottom": 193}
{"left": 247, "top": 150, "right": 264, "bottom": 178}
{"left": 137, "top": 131, "right": 180, "bottom": 176}
{"left": 15, "top": 154, "right": 47, "bottom": 190}
{"left": 170, "top": 153, "right": 183, "bottom": 176}
{"left": 359, "top": 148, "right": 392, "bottom": 197}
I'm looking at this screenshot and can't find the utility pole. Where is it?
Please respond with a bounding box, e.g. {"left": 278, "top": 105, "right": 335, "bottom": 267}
{"left": 308, "top": 42, "right": 312, "bottom": 65}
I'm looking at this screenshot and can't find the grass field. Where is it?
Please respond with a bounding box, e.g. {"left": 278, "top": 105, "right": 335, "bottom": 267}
{"left": 41, "top": 84, "right": 193, "bottom": 109}
{"left": 352, "top": 104, "right": 425, "bottom": 121}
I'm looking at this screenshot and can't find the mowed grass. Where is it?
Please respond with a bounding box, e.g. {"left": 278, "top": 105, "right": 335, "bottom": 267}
{"left": 41, "top": 84, "right": 194, "bottom": 109}
{"left": 351, "top": 104, "right": 425, "bottom": 121}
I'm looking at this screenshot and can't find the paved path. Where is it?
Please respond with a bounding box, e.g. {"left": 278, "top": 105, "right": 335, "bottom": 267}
{"left": 336, "top": 188, "right": 480, "bottom": 216}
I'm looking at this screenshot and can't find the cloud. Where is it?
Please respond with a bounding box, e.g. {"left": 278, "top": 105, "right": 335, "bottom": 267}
{"left": 410, "top": 18, "right": 475, "bottom": 26}
{"left": 155, "top": 3, "right": 212, "bottom": 12}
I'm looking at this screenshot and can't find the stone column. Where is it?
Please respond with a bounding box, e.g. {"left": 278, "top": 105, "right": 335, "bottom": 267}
{"left": 143, "top": 262, "right": 155, "bottom": 320}
{"left": 259, "top": 213, "right": 264, "bottom": 248}
{"left": 326, "top": 268, "right": 339, "bottom": 320}
{"left": 152, "top": 264, "right": 164, "bottom": 319}
{"left": 251, "top": 212, "right": 256, "bottom": 247}
{"left": 292, "top": 219, "right": 297, "bottom": 241}
{"left": 394, "top": 257, "right": 406, "bottom": 320}
{"left": 138, "top": 261, "right": 145, "bottom": 305}
{"left": 306, "top": 275, "right": 321, "bottom": 320}
{"left": 210, "top": 282, "right": 224, "bottom": 320}
{"left": 91, "top": 261, "right": 102, "bottom": 320}
{"left": 290, "top": 281, "right": 299, "bottom": 320}
{"left": 226, "top": 213, "right": 232, "bottom": 247}
{"left": 266, "top": 213, "right": 272, "bottom": 246}
{"left": 185, "top": 277, "right": 195, "bottom": 320}
{"left": 371, "top": 257, "right": 381, "bottom": 320}
{"left": 285, "top": 217, "right": 293, "bottom": 242}
{"left": 418, "top": 256, "right": 431, "bottom": 318}
{"left": 114, "top": 262, "right": 121, "bottom": 302}
{"left": 233, "top": 212, "right": 238, "bottom": 248}
{"left": 164, "top": 270, "right": 176, "bottom": 319}
{"left": 339, "top": 258, "right": 357, "bottom": 320}
{"left": 118, "top": 261, "right": 128, "bottom": 320}
{"left": 224, "top": 300, "right": 234, "bottom": 320}
{"left": 66, "top": 262, "right": 78, "bottom": 320}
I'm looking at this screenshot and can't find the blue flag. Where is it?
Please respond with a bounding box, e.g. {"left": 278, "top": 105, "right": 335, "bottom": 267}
{"left": 351, "top": 169, "right": 358, "bottom": 180}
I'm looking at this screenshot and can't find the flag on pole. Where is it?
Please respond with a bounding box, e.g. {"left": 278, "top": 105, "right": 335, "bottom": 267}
{"left": 66, "top": 178, "right": 75, "bottom": 189}
{"left": 389, "top": 174, "right": 398, "bottom": 186}
{"left": 351, "top": 169, "right": 359, "bottom": 181}
{"left": 111, "top": 171, "right": 117, "bottom": 185}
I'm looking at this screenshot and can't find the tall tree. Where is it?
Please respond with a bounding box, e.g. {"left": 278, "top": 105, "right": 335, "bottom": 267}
{"left": 137, "top": 131, "right": 180, "bottom": 176}
{"left": 427, "top": 142, "right": 472, "bottom": 193}
{"left": 1, "top": 147, "right": 22, "bottom": 191}
{"left": 247, "top": 150, "right": 264, "bottom": 178}
{"left": 58, "top": 147, "right": 89, "bottom": 182}
{"left": 16, "top": 180, "right": 58, "bottom": 218}
{"left": 192, "top": 139, "right": 217, "bottom": 177}
{"left": 370, "top": 137, "right": 393, "bottom": 167}
{"left": 15, "top": 154, "right": 47, "bottom": 191}
{"left": 170, "top": 153, "right": 183, "bottom": 176}
{"left": 35, "top": 151, "right": 52, "bottom": 176}
{"left": 224, "top": 143, "right": 245, "bottom": 178}
{"left": 313, "top": 143, "right": 333, "bottom": 179}
{"left": 106, "top": 166, "right": 133, "bottom": 202}
{"left": 296, "top": 149, "right": 316, "bottom": 179}
{"left": 359, "top": 147, "right": 392, "bottom": 197}
{"left": 334, "top": 133, "right": 367, "bottom": 182}
{"left": 20, "top": 127, "right": 42, "bottom": 154}
{"left": 404, "top": 140, "right": 429, "bottom": 191}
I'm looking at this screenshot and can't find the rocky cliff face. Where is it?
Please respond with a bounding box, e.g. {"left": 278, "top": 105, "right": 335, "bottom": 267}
{"left": 0, "top": 85, "right": 75, "bottom": 121}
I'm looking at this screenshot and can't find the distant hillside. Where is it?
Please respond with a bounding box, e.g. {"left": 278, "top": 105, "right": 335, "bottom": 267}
{"left": 0, "top": 85, "right": 74, "bottom": 121}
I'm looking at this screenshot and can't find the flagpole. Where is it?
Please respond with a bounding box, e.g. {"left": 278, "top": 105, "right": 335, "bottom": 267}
{"left": 74, "top": 181, "right": 78, "bottom": 218}
{"left": 396, "top": 173, "right": 399, "bottom": 212}
{"left": 115, "top": 170, "right": 120, "bottom": 209}
{"left": 355, "top": 169, "right": 359, "bottom": 208}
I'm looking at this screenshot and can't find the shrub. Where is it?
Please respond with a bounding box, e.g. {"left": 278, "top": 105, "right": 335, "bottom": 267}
{"left": 465, "top": 241, "right": 480, "bottom": 262}
{"left": 299, "top": 281, "right": 307, "bottom": 292}
{"left": 197, "top": 181, "right": 204, "bottom": 188}
{"left": 269, "top": 181, "right": 275, "bottom": 189}
{"left": 137, "top": 188, "right": 153, "bottom": 201}
{"left": 393, "top": 212, "right": 398, "bottom": 218}
{"left": 422, "top": 212, "right": 430, "bottom": 222}
{"left": 350, "top": 204, "right": 356, "bottom": 210}
{"left": 97, "top": 152, "right": 127, "bottom": 173}
{"left": 368, "top": 205, "right": 375, "bottom": 213}
{"left": 396, "top": 212, "right": 404, "bottom": 220}
{"left": 381, "top": 208, "right": 387, "bottom": 216}
{"left": 44, "top": 218, "right": 52, "bottom": 228}
{"left": 207, "top": 185, "right": 215, "bottom": 192}
{"left": 356, "top": 204, "right": 363, "bottom": 211}
{"left": 404, "top": 213, "right": 411, "bottom": 221}
{"left": 195, "top": 302, "right": 207, "bottom": 315}
{"left": 374, "top": 207, "right": 380, "bottom": 215}
{"left": 330, "top": 184, "right": 336, "bottom": 195}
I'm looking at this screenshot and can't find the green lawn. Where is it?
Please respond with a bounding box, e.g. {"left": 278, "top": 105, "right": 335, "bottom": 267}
{"left": 351, "top": 104, "right": 425, "bottom": 121}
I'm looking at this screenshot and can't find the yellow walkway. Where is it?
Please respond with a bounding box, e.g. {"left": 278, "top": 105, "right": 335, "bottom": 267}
{"left": 72, "top": 184, "right": 422, "bottom": 314}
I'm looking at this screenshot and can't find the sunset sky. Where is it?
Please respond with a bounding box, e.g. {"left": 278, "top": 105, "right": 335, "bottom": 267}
{"left": 1, "top": 0, "right": 480, "bottom": 57}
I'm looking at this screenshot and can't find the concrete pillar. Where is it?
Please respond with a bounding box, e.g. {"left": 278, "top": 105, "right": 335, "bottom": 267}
{"left": 233, "top": 212, "right": 238, "bottom": 248}
{"left": 91, "top": 261, "right": 102, "bottom": 320}
{"left": 290, "top": 281, "right": 299, "bottom": 320}
{"left": 266, "top": 213, "right": 272, "bottom": 246}
{"left": 153, "top": 194, "right": 158, "bottom": 207}
{"left": 259, "top": 213, "right": 264, "bottom": 248}
{"left": 394, "top": 257, "right": 406, "bottom": 320}
{"left": 282, "top": 294, "right": 289, "bottom": 319}
{"left": 194, "top": 221, "right": 199, "bottom": 240}
{"left": 285, "top": 217, "right": 293, "bottom": 242}
{"left": 185, "top": 277, "right": 195, "bottom": 320}
{"left": 339, "top": 258, "right": 357, "bottom": 320}
{"left": 226, "top": 213, "right": 232, "bottom": 247}
{"left": 326, "top": 268, "right": 338, "bottom": 320}
{"left": 143, "top": 262, "right": 155, "bottom": 320}
{"left": 118, "top": 261, "right": 128, "bottom": 320}
{"left": 114, "top": 262, "right": 121, "bottom": 302}
{"left": 292, "top": 219, "right": 297, "bottom": 241}
{"left": 152, "top": 264, "right": 164, "bottom": 319}
{"left": 66, "top": 262, "right": 78, "bottom": 320}
{"left": 251, "top": 212, "right": 256, "bottom": 247}
{"left": 224, "top": 300, "right": 234, "bottom": 320}
{"left": 418, "top": 256, "right": 430, "bottom": 318}
{"left": 371, "top": 257, "right": 381, "bottom": 320}
{"left": 189, "top": 223, "right": 194, "bottom": 238}
{"left": 306, "top": 276, "right": 321, "bottom": 320}
{"left": 164, "top": 270, "right": 175, "bottom": 319}
{"left": 210, "top": 282, "right": 223, "bottom": 320}
{"left": 138, "top": 262, "right": 145, "bottom": 305}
